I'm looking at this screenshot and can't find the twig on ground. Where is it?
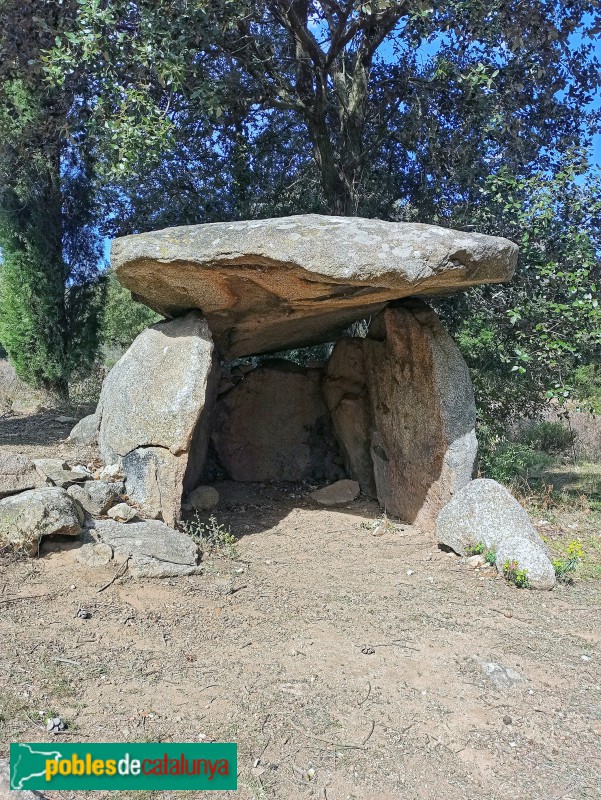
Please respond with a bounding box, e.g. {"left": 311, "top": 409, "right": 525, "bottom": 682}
{"left": 357, "top": 681, "right": 372, "bottom": 707}
{"left": 97, "top": 557, "right": 130, "bottom": 592}
{"left": 361, "top": 719, "right": 375, "bottom": 746}
{"left": 0, "top": 593, "right": 55, "bottom": 605}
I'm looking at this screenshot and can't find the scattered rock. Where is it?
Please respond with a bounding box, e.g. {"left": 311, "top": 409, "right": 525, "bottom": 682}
{"left": 107, "top": 503, "right": 138, "bottom": 523}
{"left": 112, "top": 214, "right": 517, "bottom": 359}
{"left": 479, "top": 660, "right": 522, "bottom": 690}
{"left": 310, "top": 479, "right": 360, "bottom": 506}
{"left": 361, "top": 644, "right": 375, "bottom": 655}
{"left": 437, "top": 479, "right": 555, "bottom": 589}
{"left": 467, "top": 554, "right": 486, "bottom": 568}
{"left": 94, "top": 519, "right": 202, "bottom": 578}
{"left": 68, "top": 413, "right": 99, "bottom": 446}
{"left": 97, "top": 463, "right": 124, "bottom": 482}
{"left": 33, "top": 459, "right": 89, "bottom": 488}
{"left": 46, "top": 716, "right": 66, "bottom": 734}
{"left": 56, "top": 415, "right": 77, "bottom": 424}
{"left": 0, "top": 452, "right": 39, "bottom": 498}
{"left": 76, "top": 607, "right": 93, "bottom": 619}
{"left": 503, "top": 715, "right": 513, "bottom": 725}
{"left": 67, "top": 481, "right": 123, "bottom": 516}
{"left": 98, "top": 312, "right": 218, "bottom": 525}
{"left": 188, "top": 485, "right": 220, "bottom": 511}
{"left": 76, "top": 541, "right": 114, "bottom": 567}
{"left": 0, "top": 488, "right": 83, "bottom": 555}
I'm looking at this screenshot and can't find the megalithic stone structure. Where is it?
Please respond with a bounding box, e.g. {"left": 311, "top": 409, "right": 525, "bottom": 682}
{"left": 94, "top": 214, "right": 517, "bottom": 528}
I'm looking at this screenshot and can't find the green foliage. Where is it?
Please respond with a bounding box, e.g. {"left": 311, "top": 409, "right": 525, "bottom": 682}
{"left": 480, "top": 442, "right": 552, "bottom": 488}
{"left": 183, "top": 514, "right": 239, "bottom": 559}
{"left": 571, "top": 365, "right": 601, "bottom": 414}
{"left": 552, "top": 540, "right": 583, "bottom": 584}
{"left": 485, "top": 548, "right": 497, "bottom": 567}
{"left": 466, "top": 542, "right": 485, "bottom": 556}
{"left": 521, "top": 422, "right": 575, "bottom": 456}
{"left": 503, "top": 560, "right": 530, "bottom": 589}
{"left": 100, "top": 272, "right": 161, "bottom": 352}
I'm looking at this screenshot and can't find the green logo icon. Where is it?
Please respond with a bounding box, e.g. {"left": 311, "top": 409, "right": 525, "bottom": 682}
{"left": 10, "top": 743, "right": 237, "bottom": 791}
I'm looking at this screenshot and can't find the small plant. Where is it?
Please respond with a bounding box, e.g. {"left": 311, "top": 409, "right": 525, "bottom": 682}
{"left": 184, "top": 514, "right": 239, "bottom": 558}
{"left": 503, "top": 559, "right": 530, "bottom": 588}
{"left": 466, "top": 542, "right": 485, "bottom": 555}
{"left": 552, "top": 539, "right": 583, "bottom": 584}
{"left": 521, "top": 421, "right": 575, "bottom": 455}
{"left": 485, "top": 548, "right": 497, "bottom": 567}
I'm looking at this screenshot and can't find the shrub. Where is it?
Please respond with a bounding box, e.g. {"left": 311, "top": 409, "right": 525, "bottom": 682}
{"left": 503, "top": 560, "right": 530, "bottom": 588}
{"left": 481, "top": 442, "right": 552, "bottom": 487}
{"left": 521, "top": 421, "right": 575, "bottom": 455}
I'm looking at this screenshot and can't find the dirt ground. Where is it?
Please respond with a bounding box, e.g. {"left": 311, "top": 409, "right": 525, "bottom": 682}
{"left": 1, "top": 410, "right": 600, "bottom": 800}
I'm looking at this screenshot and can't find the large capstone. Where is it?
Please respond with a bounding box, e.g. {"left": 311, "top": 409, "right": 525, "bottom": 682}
{"left": 111, "top": 215, "right": 517, "bottom": 359}
{"left": 97, "top": 311, "right": 218, "bottom": 525}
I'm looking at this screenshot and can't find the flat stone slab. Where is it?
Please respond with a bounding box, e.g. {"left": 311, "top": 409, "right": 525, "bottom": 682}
{"left": 111, "top": 215, "right": 517, "bottom": 358}
{"left": 94, "top": 519, "right": 202, "bottom": 578}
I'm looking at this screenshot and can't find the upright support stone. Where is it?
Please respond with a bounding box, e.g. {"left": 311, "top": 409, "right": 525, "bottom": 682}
{"left": 363, "top": 301, "right": 477, "bottom": 530}
{"left": 97, "top": 312, "right": 218, "bottom": 525}
{"left": 323, "top": 300, "right": 477, "bottom": 530}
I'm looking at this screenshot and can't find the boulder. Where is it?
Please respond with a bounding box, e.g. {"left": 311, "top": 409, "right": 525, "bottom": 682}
{"left": 76, "top": 541, "right": 114, "bottom": 567}
{"left": 310, "top": 479, "right": 360, "bottom": 506}
{"left": 111, "top": 215, "right": 517, "bottom": 359}
{"left": 0, "top": 452, "right": 39, "bottom": 498}
{"left": 68, "top": 413, "right": 99, "bottom": 446}
{"left": 0, "top": 488, "right": 83, "bottom": 555}
{"left": 187, "top": 485, "right": 220, "bottom": 511}
{"left": 67, "top": 481, "right": 123, "bottom": 516}
{"left": 362, "top": 301, "right": 477, "bottom": 530}
{"left": 211, "top": 361, "right": 343, "bottom": 482}
{"left": 0, "top": 757, "right": 48, "bottom": 799}
{"left": 436, "top": 479, "right": 555, "bottom": 589}
{"left": 107, "top": 502, "right": 138, "bottom": 523}
{"left": 97, "top": 312, "right": 218, "bottom": 525}
{"left": 94, "top": 519, "right": 201, "bottom": 578}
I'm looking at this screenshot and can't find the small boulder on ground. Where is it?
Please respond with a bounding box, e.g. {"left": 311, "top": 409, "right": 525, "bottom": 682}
{"left": 0, "top": 488, "right": 83, "bottom": 555}
{"left": 436, "top": 478, "right": 555, "bottom": 589}
{"left": 310, "top": 479, "right": 360, "bottom": 506}
{"left": 33, "top": 459, "right": 90, "bottom": 488}
{"left": 0, "top": 452, "right": 39, "bottom": 498}
{"left": 94, "top": 519, "right": 201, "bottom": 578}
{"left": 107, "top": 502, "right": 138, "bottom": 523}
{"left": 67, "top": 481, "right": 123, "bottom": 516}
{"left": 76, "top": 541, "right": 113, "bottom": 567}
{"left": 68, "top": 413, "right": 99, "bottom": 446}
{"left": 187, "top": 485, "right": 220, "bottom": 512}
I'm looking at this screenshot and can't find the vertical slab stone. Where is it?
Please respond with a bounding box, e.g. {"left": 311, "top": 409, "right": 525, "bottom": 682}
{"left": 322, "top": 338, "right": 377, "bottom": 498}
{"left": 98, "top": 311, "right": 218, "bottom": 525}
{"left": 363, "top": 300, "right": 477, "bottom": 530}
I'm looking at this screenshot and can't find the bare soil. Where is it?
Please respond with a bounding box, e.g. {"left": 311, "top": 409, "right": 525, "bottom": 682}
{"left": 1, "top": 410, "right": 600, "bottom": 800}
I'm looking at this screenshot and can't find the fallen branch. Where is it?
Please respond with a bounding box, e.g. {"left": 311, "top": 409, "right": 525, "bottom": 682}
{"left": 97, "top": 557, "right": 130, "bottom": 593}
{"left": 0, "top": 593, "right": 55, "bottom": 605}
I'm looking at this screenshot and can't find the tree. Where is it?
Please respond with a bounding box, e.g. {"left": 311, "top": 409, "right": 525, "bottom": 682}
{"left": 0, "top": 0, "right": 106, "bottom": 400}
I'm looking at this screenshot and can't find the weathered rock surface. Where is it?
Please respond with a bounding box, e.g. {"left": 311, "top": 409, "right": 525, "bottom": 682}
{"left": 323, "top": 338, "right": 376, "bottom": 497}
{"left": 187, "top": 485, "right": 220, "bottom": 511}
{"left": 97, "top": 312, "right": 218, "bottom": 525}
{"left": 33, "top": 459, "right": 89, "bottom": 488}
{"left": 94, "top": 519, "right": 201, "bottom": 578}
{"left": 0, "top": 453, "right": 39, "bottom": 498}
{"left": 310, "top": 480, "right": 360, "bottom": 506}
{"left": 211, "top": 361, "right": 343, "bottom": 482}
{"left": 68, "top": 413, "right": 99, "bottom": 446}
{"left": 112, "top": 215, "right": 518, "bottom": 359}
{"left": 363, "top": 301, "right": 477, "bottom": 530}
{"left": 67, "top": 481, "right": 123, "bottom": 516}
{"left": 107, "top": 502, "right": 138, "bottom": 522}
{"left": 0, "top": 488, "right": 83, "bottom": 555}
{"left": 76, "top": 541, "right": 114, "bottom": 567}
{"left": 436, "top": 479, "right": 555, "bottom": 589}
